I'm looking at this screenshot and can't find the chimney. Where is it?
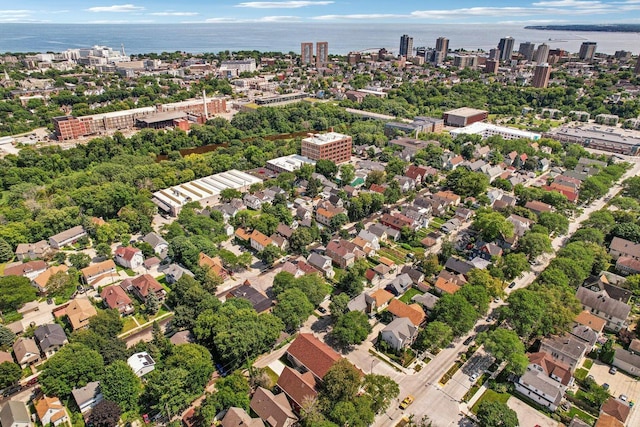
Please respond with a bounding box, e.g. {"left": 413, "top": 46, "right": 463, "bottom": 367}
{"left": 328, "top": 126, "right": 334, "bottom": 132}
{"left": 202, "top": 89, "right": 208, "bottom": 120}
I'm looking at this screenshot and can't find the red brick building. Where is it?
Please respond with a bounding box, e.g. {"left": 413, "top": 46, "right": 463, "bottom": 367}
{"left": 301, "top": 131, "right": 352, "bottom": 164}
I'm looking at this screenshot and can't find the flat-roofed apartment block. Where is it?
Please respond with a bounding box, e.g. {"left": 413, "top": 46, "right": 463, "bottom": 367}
{"left": 442, "top": 107, "right": 488, "bottom": 127}
{"left": 152, "top": 169, "right": 262, "bottom": 216}
{"left": 301, "top": 131, "right": 352, "bottom": 164}
{"left": 266, "top": 154, "right": 316, "bottom": 173}
{"left": 546, "top": 125, "right": 640, "bottom": 156}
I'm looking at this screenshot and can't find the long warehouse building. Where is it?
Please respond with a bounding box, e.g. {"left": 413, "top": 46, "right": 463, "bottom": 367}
{"left": 152, "top": 169, "right": 262, "bottom": 216}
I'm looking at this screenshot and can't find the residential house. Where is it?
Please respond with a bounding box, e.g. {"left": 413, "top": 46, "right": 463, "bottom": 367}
{"left": 402, "top": 208, "right": 430, "bottom": 230}
{"left": 369, "top": 289, "right": 394, "bottom": 312}
{"left": 514, "top": 352, "right": 572, "bottom": 411}
{"left": 280, "top": 259, "right": 320, "bottom": 278}
{"left": 440, "top": 218, "right": 462, "bottom": 234}
{"left": 608, "top": 237, "right": 640, "bottom": 261}
{"left": 615, "top": 256, "right": 640, "bottom": 275}
{"left": 386, "top": 299, "right": 426, "bottom": 327}
{"left": 507, "top": 214, "right": 534, "bottom": 237}
{"left": 296, "top": 206, "right": 312, "bottom": 222}
{"left": 49, "top": 225, "right": 87, "bottom": 249}
{"left": 163, "top": 263, "right": 194, "bottom": 284}
{"left": 114, "top": 246, "right": 144, "bottom": 270}
{"left": 524, "top": 200, "right": 553, "bottom": 215}
{"left": 65, "top": 299, "right": 97, "bottom": 331}
{"left": 243, "top": 193, "right": 265, "bottom": 210}
{"left": 380, "top": 317, "right": 418, "bottom": 351}
{"left": 574, "top": 311, "right": 606, "bottom": 335}
{"left": 454, "top": 207, "right": 474, "bottom": 222}
{"left": 444, "top": 257, "right": 474, "bottom": 276}
{"left": 276, "top": 224, "right": 294, "bottom": 240}
{"left": 479, "top": 243, "right": 503, "bottom": 261}
{"left": 14, "top": 240, "right": 51, "bottom": 261}
{"left": 81, "top": 260, "right": 116, "bottom": 286}
{"left": 0, "top": 351, "right": 12, "bottom": 364}
{"left": 32, "top": 265, "right": 69, "bottom": 294}
{"left": 250, "top": 387, "right": 297, "bottom": 427}
{"left": 405, "top": 165, "right": 433, "bottom": 186}
{"left": 220, "top": 407, "right": 265, "bottom": 427}
{"left": 469, "top": 256, "right": 491, "bottom": 270}
{"left": 286, "top": 333, "right": 341, "bottom": 382}
{"left": 3, "top": 260, "right": 47, "bottom": 281}
{"left": 71, "top": 381, "right": 103, "bottom": 414}
{"left": 595, "top": 414, "right": 624, "bottom": 427}
{"left": 570, "top": 325, "right": 599, "bottom": 351}
{"left": 100, "top": 285, "right": 134, "bottom": 315}
{"left": 142, "top": 232, "right": 169, "bottom": 257}
{"left": 127, "top": 351, "right": 155, "bottom": 377}
{"left": 34, "top": 324, "right": 68, "bottom": 358}
{"left": 367, "top": 224, "right": 388, "bottom": 242}
{"left": 224, "top": 283, "right": 273, "bottom": 313}
{"left": 35, "top": 396, "right": 68, "bottom": 427}
{"left": 613, "top": 348, "right": 640, "bottom": 375}
{"left": 600, "top": 398, "right": 630, "bottom": 426}
{"left": 276, "top": 366, "right": 318, "bottom": 412}
{"left": 352, "top": 237, "right": 376, "bottom": 257}
{"left": 122, "top": 274, "right": 166, "bottom": 303}
{"left": 395, "top": 176, "right": 416, "bottom": 193}
{"left": 446, "top": 155, "right": 464, "bottom": 170}
{"left": 316, "top": 204, "right": 346, "bottom": 227}
{"left": 0, "top": 401, "right": 32, "bottom": 427}
{"left": 438, "top": 270, "right": 468, "bottom": 287}
{"left": 435, "top": 276, "right": 461, "bottom": 295}
{"left": 12, "top": 337, "right": 40, "bottom": 368}
{"left": 401, "top": 266, "right": 425, "bottom": 285}
{"left": 234, "top": 228, "right": 251, "bottom": 243}
{"left": 364, "top": 269, "right": 382, "bottom": 286}
{"left": 539, "top": 334, "right": 587, "bottom": 372}
{"left": 575, "top": 287, "right": 630, "bottom": 332}
{"left": 250, "top": 230, "right": 275, "bottom": 252}
{"left": 306, "top": 253, "right": 335, "bottom": 279}
{"left": 386, "top": 273, "right": 413, "bottom": 296}
{"left": 198, "top": 252, "right": 228, "bottom": 281}
{"left": 270, "top": 234, "right": 289, "bottom": 252}
{"left": 433, "top": 191, "right": 461, "bottom": 207}
{"left": 380, "top": 213, "right": 414, "bottom": 231}
{"left": 347, "top": 293, "right": 376, "bottom": 315}
{"left": 357, "top": 230, "right": 380, "bottom": 250}
{"left": 325, "top": 240, "right": 365, "bottom": 269}
{"left": 412, "top": 293, "right": 440, "bottom": 314}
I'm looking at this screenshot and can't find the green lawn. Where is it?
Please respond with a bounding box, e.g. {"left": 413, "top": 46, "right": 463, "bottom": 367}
{"left": 122, "top": 317, "right": 139, "bottom": 333}
{"left": 399, "top": 288, "right": 423, "bottom": 304}
{"left": 574, "top": 368, "right": 588, "bottom": 381}
{"left": 471, "top": 389, "right": 510, "bottom": 414}
{"left": 565, "top": 406, "right": 596, "bottom": 426}
{"left": 583, "top": 359, "right": 594, "bottom": 369}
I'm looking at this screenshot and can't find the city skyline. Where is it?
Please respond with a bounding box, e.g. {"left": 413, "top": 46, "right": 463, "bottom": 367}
{"left": 4, "top": 0, "right": 640, "bottom": 24}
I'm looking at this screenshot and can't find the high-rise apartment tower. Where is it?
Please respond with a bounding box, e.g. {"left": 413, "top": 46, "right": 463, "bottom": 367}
{"left": 399, "top": 34, "right": 413, "bottom": 58}
{"left": 498, "top": 37, "right": 515, "bottom": 61}
{"left": 301, "top": 42, "right": 313, "bottom": 65}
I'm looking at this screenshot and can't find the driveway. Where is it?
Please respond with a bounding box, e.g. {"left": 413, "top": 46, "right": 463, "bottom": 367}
{"left": 507, "top": 396, "right": 560, "bottom": 427}
{"left": 587, "top": 360, "right": 640, "bottom": 404}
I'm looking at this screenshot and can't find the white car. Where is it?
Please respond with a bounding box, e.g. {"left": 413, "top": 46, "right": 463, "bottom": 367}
{"left": 470, "top": 373, "right": 479, "bottom": 381}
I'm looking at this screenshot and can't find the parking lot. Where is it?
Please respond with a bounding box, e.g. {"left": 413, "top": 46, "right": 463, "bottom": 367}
{"left": 507, "top": 396, "right": 560, "bottom": 427}
{"left": 588, "top": 360, "right": 640, "bottom": 404}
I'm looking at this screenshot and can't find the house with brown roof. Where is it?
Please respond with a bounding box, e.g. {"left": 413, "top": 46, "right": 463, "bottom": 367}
{"left": 386, "top": 299, "right": 426, "bottom": 326}
{"left": 433, "top": 190, "right": 461, "bottom": 207}
{"left": 595, "top": 413, "right": 624, "bottom": 427}
{"left": 65, "top": 299, "right": 97, "bottom": 330}
{"left": 250, "top": 387, "right": 297, "bottom": 427}
{"left": 600, "top": 397, "right": 630, "bottom": 425}
{"left": 13, "top": 337, "right": 40, "bottom": 368}
{"left": 277, "top": 366, "right": 318, "bottom": 412}
{"left": 514, "top": 351, "right": 572, "bottom": 411}
{"left": 114, "top": 246, "right": 144, "bottom": 270}
{"left": 3, "top": 260, "right": 48, "bottom": 280}
{"left": 434, "top": 276, "right": 461, "bottom": 295}
{"left": 122, "top": 274, "right": 166, "bottom": 303}
{"left": 524, "top": 200, "right": 553, "bottom": 215}
{"left": 380, "top": 213, "right": 414, "bottom": 231}
{"left": 250, "top": 230, "right": 275, "bottom": 252}
{"left": 224, "top": 282, "right": 273, "bottom": 313}
{"left": 616, "top": 256, "right": 640, "bottom": 275}
{"left": 81, "top": 260, "right": 116, "bottom": 286}
{"left": 286, "top": 333, "right": 341, "bottom": 382}
{"left": 370, "top": 289, "right": 394, "bottom": 311}
{"left": 100, "top": 285, "right": 134, "bottom": 315}
{"left": 35, "top": 396, "right": 68, "bottom": 426}
{"left": 234, "top": 228, "right": 251, "bottom": 242}
{"left": 574, "top": 310, "right": 606, "bottom": 334}
{"left": 325, "top": 239, "right": 365, "bottom": 269}
{"left": 198, "top": 252, "right": 228, "bottom": 280}
{"left": 31, "top": 265, "right": 68, "bottom": 294}
{"left": 220, "top": 407, "right": 265, "bottom": 427}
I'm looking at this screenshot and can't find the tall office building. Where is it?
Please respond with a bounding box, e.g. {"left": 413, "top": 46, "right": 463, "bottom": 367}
{"left": 399, "top": 34, "right": 413, "bottom": 58}
{"left": 498, "top": 37, "right": 515, "bottom": 61}
{"left": 301, "top": 132, "right": 352, "bottom": 164}
{"left": 316, "top": 41, "right": 328, "bottom": 67}
{"left": 518, "top": 42, "right": 536, "bottom": 61}
{"left": 579, "top": 42, "right": 597, "bottom": 61}
{"left": 532, "top": 63, "right": 552, "bottom": 88}
{"left": 436, "top": 37, "right": 449, "bottom": 55}
{"left": 535, "top": 43, "right": 550, "bottom": 64}
{"left": 301, "top": 42, "right": 313, "bottom": 65}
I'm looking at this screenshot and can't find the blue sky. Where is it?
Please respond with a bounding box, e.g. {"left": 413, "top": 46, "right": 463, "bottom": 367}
{"left": 3, "top": 0, "right": 640, "bottom": 24}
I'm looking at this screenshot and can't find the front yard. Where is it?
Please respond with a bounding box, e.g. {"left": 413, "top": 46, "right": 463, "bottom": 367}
{"left": 471, "top": 389, "right": 510, "bottom": 414}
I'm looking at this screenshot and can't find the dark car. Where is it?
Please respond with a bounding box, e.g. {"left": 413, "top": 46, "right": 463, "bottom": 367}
{"left": 2, "top": 384, "right": 22, "bottom": 397}
{"left": 508, "top": 282, "right": 516, "bottom": 289}
{"left": 318, "top": 307, "right": 327, "bottom": 314}
{"left": 463, "top": 336, "right": 475, "bottom": 345}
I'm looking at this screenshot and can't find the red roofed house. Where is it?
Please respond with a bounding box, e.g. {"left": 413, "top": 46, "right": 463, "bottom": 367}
{"left": 121, "top": 274, "right": 166, "bottom": 303}
{"left": 600, "top": 397, "right": 630, "bottom": 425}
{"left": 524, "top": 200, "right": 553, "bottom": 215}
{"left": 514, "top": 351, "right": 572, "bottom": 411}
{"left": 380, "top": 213, "right": 413, "bottom": 231}
{"left": 276, "top": 366, "right": 318, "bottom": 412}
{"left": 369, "top": 184, "right": 386, "bottom": 194}
{"left": 198, "top": 252, "right": 228, "bottom": 280}
{"left": 4, "top": 260, "right": 48, "bottom": 280}
{"left": 114, "top": 246, "right": 144, "bottom": 270}
{"left": 101, "top": 284, "right": 134, "bottom": 316}
{"left": 542, "top": 182, "right": 579, "bottom": 203}
{"left": 325, "top": 239, "right": 365, "bottom": 269}
{"left": 286, "top": 333, "right": 341, "bottom": 382}
{"left": 405, "top": 165, "right": 430, "bottom": 185}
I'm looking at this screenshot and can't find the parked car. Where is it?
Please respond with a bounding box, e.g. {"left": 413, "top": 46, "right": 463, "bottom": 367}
{"left": 470, "top": 373, "right": 479, "bottom": 382}
{"left": 609, "top": 366, "right": 617, "bottom": 375}
{"left": 318, "top": 307, "right": 327, "bottom": 314}
{"left": 463, "top": 336, "right": 475, "bottom": 346}
{"left": 603, "top": 383, "right": 610, "bottom": 390}
{"left": 508, "top": 282, "right": 516, "bottom": 289}
{"left": 400, "top": 395, "right": 414, "bottom": 409}
{"left": 620, "top": 394, "right": 628, "bottom": 402}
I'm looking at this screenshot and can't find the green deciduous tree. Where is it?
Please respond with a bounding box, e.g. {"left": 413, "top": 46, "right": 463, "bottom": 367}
{"left": 331, "top": 311, "right": 372, "bottom": 347}
{"left": 362, "top": 374, "right": 400, "bottom": 414}
{"left": 432, "top": 294, "right": 478, "bottom": 337}
{"left": 329, "top": 293, "right": 350, "bottom": 320}
{"left": 321, "top": 359, "right": 362, "bottom": 403}
{"left": 478, "top": 329, "right": 528, "bottom": 376}
{"left": 476, "top": 401, "right": 519, "bottom": 427}
{"left": 165, "top": 343, "right": 215, "bottom": 395}
{"left": 40, "top": 343, "right": 105, "bottom": 398}
{"left": 414, "top": 321, "right": 453, "bottom": 353}
{"left": 100, "top": 360, "right": 142, "bottom": 412}
{"left": 196, "top": 372, "right": 250, "bottom": 426}
{"left": 0, "top": 361, "right": 21, "bottom": 389}
{"left": 68, "top": 252, "right": 91, "bottom": 269}
{"left": 473, "top": 209, "right": 514, "bottom": 242}
{"left": 0, "top": 275, "right": 36, "bottom": 312}
{"left": 273, "top": 288, "right": 314, "bottom": 331}
{"left": 0, "top": 325, "right": 16, "bottom": 348}
{"left": 538, "top": 212, "right": 569, "bottom": 236}
{"left": 518, "top": 232, "right": 553, "bottom": 260}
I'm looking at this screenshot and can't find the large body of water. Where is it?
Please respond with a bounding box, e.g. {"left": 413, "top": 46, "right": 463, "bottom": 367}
{"left": 1, "top": 23, "right": 639, "bottom": 56}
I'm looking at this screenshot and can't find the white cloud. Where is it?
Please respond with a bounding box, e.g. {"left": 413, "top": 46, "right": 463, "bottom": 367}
{"left": 531, "top": 0, "right": 601, "bottom": 6}
{"left": 87, "top": 19, "right": 154, "bottom": 23}
{"left": 236, "top": 1, "right": 333, "bottom": 8}
{"left": 85, "top": 4, "right": 145, "bottom": 13}
{"left": 150, "top": 11, "right": 199, "bottom": 16}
